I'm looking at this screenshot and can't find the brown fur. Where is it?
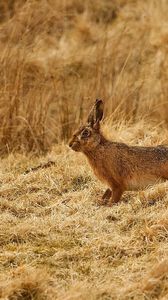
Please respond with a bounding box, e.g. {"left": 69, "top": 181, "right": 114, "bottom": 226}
{"left": 69, "top": 99, "right": 168, "bottom": 206}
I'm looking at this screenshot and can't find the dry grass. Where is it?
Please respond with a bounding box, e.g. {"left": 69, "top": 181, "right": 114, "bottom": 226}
{"left": 0, "top": 125, "right": 168, "bottom": 299}
{"left": 0, "top": 0, "right": 168, "bottom": 299}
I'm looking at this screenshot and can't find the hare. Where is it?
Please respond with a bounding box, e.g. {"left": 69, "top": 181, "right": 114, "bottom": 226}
{"left": 69, "top": 99, "right": 168, "bottom": 206}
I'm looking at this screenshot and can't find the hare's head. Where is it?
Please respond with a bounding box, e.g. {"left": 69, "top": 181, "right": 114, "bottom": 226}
{"left": 69, "top": 99, "right": 104, "bottom": 153}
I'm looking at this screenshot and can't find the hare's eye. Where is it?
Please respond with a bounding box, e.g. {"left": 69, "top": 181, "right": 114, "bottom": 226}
{"left": 81, "top": 129, "right": 90, "bottom": 138}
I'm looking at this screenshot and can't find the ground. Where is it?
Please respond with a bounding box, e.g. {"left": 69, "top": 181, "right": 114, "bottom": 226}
{"left": 0, "top": 124, "right": 168, "bottom": 300}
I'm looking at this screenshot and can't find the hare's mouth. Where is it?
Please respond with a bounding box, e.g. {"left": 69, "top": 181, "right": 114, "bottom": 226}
{"left": 69, "top": 141, "right": 80, "bottom": 152}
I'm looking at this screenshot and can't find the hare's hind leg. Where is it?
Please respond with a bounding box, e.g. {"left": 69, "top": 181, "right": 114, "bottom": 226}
{"left": 108, "top": 185, "right": 123, "bottom": 206}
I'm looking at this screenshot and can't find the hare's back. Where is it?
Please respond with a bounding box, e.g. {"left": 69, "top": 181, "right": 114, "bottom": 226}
{"left": 124, "top": 145, "right": 168, "bottom": 190}
{"left": 129, "top": 145, "right": 168, "bottom": 163}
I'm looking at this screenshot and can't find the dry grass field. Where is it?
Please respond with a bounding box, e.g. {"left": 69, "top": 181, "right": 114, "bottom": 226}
{"left": 0, "top": 0, "right": 168, "bottom": 299}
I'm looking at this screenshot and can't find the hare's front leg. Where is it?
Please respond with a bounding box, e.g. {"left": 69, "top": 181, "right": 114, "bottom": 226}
{"left": 101, "top": 188, "right": 112, "bottom": 205}
{"left": 108, "top": 185, "right": 123, "bottom": 206}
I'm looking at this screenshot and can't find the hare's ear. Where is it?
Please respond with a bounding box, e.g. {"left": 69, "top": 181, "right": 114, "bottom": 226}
{"left": 87, "top": 99, "right": 104, "bottom": 127}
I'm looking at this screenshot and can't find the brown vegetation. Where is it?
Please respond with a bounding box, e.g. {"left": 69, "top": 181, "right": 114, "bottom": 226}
{"left": 0, "top": 0, "right": 168, "bottom": 299}
{"left": 0, "top": 0, "right": 167, "bottom": 153}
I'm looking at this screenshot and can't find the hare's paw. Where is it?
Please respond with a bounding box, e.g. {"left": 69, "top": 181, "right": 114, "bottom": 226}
{"left": 100, "top": 188, "right": 112, "bottom": 205}
{"left": 96, "top": 199, "right": 107, "bottom": 206}
{"left": 107, "top": 187, "right": 123, "bottom": 206}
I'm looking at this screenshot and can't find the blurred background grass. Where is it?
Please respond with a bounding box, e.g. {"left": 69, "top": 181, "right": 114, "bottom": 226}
{"left": 0, "top": 0, "right": 167, "bottom": 154}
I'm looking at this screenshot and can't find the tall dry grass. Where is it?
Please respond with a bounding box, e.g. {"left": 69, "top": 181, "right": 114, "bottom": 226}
{"left": 0, "top": 0, "right": 167, "bottom": 154}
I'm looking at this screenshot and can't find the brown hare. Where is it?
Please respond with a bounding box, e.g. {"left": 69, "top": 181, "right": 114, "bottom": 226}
{"left": 69, "top": 99, "right": 168, "bottom": 206}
